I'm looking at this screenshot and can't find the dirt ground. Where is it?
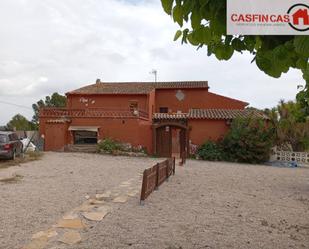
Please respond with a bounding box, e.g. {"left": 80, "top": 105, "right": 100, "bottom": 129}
{"left": 0, "top": 152, "right": 160, "bottom": 249}
{"left": 0, "top": 152, "right": 42, "bottom": 170}
{"left": 0, "top": 153, "right": 308, "bottom": 249}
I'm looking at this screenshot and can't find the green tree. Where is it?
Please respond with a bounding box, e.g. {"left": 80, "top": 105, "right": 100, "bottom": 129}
{"left": 6, "top": 114, "right": 35, "bottom": 131}
{"left": 32, "top": 92, "right": 66, "bottom": 125}
{"left": 161, "top": 0, "right": 309, "bottom": 111}
{"left": 268, "top": 100, "right": 309, "bottom": 151}
{"left": 296, "top": 86, "right": 309, "bottom": 117}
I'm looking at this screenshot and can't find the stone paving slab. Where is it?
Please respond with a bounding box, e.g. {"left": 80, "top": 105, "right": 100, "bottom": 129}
{"left": 58, "top": 230, "right": 82, "bottom": 245}
{"left": 96, "top": 206, "right": 112, "bottom": 213}
{"left": 32, "top": 229, "right": 58, "bottom": 239}
{"left": 127, "top": 190, "right": 139, "bottom": 197}
{"left": 113, "top": 196, "right": 128, "bottom": 203}
{"left": 74, "top": 203, "right": 94, "bottom": 212}
{"left": 23, "top": 236, "right": 48, "bottom": 249}
{"left": 62, "top": 213, "right": 78, "bottom": 220}
{"left": 55, "top": 219, "right": 85, "bottom": 229}
{"left": 82, "top": 211, "right": 109, "bottom": 221}
{"left": 101, "top": 190, "right": 112, "bottom": 198}
{"left": 88, "top": 199, "right": 105, "bottom": 205}
{"left": 95, "top": 193, "right": 106, "bottom": 200}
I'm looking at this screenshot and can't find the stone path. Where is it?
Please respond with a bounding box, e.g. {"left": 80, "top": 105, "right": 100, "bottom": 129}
{"left": 22, "top": 172, "right": 144, "bottom": 249}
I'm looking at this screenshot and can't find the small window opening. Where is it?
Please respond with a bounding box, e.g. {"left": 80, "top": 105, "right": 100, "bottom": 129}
{"left": 159, "top": 107, "right": 168, "bottom": 113}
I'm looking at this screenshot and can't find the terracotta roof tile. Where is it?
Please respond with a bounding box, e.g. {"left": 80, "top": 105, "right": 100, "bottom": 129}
{"left": 41, "top": 108, "right": 148, "bottom": 119}
{"left": 153, "top": 113, "right": 188, "bottom": 120}
{"left": 67, "top": 81, "right": 209, "bottom": 95}
{"left": 46, "top": 118, "right": 71, "bottom": 124}
{"left": 188, "top": 109, "right": 269, "bottom": 120}
{"left": 153, "top": 109, "right": 268, "bottom": 120}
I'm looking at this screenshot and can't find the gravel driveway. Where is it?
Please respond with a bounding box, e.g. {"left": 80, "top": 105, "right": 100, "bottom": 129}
{"left": 0, "top": 152, "right": 160, "bottom": 249}
{"left": 0, "top": 153, "right": 308, "bottom": 249}
{"left": 66, "top": 160, "right": 309, "bottom": 249}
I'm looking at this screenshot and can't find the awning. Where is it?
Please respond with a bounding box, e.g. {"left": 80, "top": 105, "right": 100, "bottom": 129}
{"left": 68, "top": 126, "right": 100, "bottom": 132}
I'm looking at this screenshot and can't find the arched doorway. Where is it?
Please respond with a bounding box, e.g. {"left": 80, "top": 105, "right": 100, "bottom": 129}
{"left": 153, "top": 122, "right": 189, "bottom": 159}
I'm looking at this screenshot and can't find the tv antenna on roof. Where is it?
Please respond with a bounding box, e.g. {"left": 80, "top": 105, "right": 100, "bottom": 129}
{"left": 149, "top": 69, "right": 157, "bottom": 82}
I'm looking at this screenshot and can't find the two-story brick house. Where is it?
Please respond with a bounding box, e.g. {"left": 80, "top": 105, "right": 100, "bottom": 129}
{"left": 39, "top": 80, "right": 267, "bottom": 157}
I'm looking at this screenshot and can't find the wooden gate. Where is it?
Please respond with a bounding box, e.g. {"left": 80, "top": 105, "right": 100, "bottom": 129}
{"left": 155, "top": 124, "right": 188, "bottom": 163}
{"left": 45, "top": 123, "right": 67, "bottom": 151}
{"left": 156, "top": 126, "right": 172, "bottom": 157}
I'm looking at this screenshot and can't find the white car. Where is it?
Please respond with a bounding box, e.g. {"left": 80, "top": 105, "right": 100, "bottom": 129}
{"left": 21, "top": 138, "right": 36, "bottom": 152}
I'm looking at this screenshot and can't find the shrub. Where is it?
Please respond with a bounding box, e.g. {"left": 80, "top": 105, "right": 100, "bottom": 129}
{"left": 98, "top": 138, "right": 121, "bottom": 153}
{"left": 221, "top": 117, "right": 274, "bottom": 164}
{"left": 196, "top": 117, "right": 274, "bottom": 164}
{"left": 97, "top": 138, "right": 148, "bottom": 155}
{"left": 27, "top": 151, "right": 43, "bottom": 160}
{"left": 197, "top": 141, "right": 222, "bottom": 161}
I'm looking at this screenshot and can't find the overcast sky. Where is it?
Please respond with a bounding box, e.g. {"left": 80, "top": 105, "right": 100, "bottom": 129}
{"left": 0, "top": 0, "right": 303, "bottom": 125}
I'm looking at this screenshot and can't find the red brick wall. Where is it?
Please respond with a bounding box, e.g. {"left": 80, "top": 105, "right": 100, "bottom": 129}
{"left": 66, "top": 89, "right": 246, "bottom": 113}
{"left": 155, "top": 89, "right": 247, "bottom": 113}
{"left": 64, "top": 117, "right": 153, "bottom": 153}
{"left": 189, "top": 119, "right": 230, "bottom": 145}
{"left": 67, "top": 94, "right": 148, "bottom": 111}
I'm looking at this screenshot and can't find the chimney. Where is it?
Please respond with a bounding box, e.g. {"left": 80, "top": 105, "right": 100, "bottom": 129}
{"left": 96, "top": 79, "right": 101, "bottom": 84}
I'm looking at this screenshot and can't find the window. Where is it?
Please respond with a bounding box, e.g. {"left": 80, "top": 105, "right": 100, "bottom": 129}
{"left": 74, "top": 131, "right": 97, "bottom": 144}
{"left": 159, "top": 107, "right": 168, "bottom": 113}
{"left": 8, "top": 133, "right": 19, "bottom": 141}
{"left": 0, "top": 135, "right": 8, "bottom": 143}
{"left": 129, "top": 101, "right": 138, "bottom": 111}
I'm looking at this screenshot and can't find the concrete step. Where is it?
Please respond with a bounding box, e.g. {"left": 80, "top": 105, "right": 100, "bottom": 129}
{"left": 66, "top": 144, "right": 98, "bottom": 153}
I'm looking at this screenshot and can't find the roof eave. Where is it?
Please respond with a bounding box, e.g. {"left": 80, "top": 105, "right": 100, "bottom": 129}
{"left": 154, "top": 86, "right": 209, "bottom": 90}
{"left": 66, "top": 92, "right": 150, "bottom": 96}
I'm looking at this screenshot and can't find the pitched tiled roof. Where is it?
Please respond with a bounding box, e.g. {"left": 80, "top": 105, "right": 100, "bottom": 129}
{"left": 153, "top": 113, "right": 188, "bottom": 120}
{"left": 188, "top": 109, "right": 269, "bottom": 120}
{"left": 67, "top": 81, "right": 209, "bottom": 95}
{"left": 153, "top": 109, "right": 268, "bottom": 120}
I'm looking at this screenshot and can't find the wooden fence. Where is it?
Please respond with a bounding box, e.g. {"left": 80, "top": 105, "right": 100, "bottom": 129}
{"left": 140, "top": 157, "right": 175, "bottom": 204}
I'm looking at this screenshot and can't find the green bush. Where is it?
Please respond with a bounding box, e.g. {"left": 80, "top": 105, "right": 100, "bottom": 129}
{"left": 97, "top": 138, "right": 148, "bottom": 155}
{"left": 221, "top": 117, "right": 274, "bottom": 164}
{"left": 197, "top": 141, "right": 222, "bottom": 161}
{"left": 98, "top": 138, "right": 121, "bottom": 153}
{"left": 196, "top": 117, "right": 274, "bottom": 164}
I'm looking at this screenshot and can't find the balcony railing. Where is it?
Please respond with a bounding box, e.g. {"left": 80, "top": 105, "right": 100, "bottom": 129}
{"left": 40, "top": 107, "right": 149, "bottom": 120}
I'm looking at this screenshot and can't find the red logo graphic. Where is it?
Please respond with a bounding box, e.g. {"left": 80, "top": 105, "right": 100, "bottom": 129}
{"left": 287, "top": 3, "right": 309, "bottom": 31}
